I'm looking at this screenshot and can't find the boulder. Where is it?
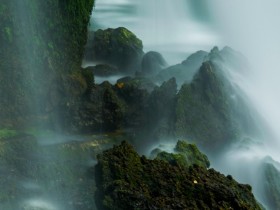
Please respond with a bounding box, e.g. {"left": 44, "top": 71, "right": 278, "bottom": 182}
{"left": 141, "top": 51, "right": 168, "bottom": 76}
{"left": 155, "top": 140, "right": 210, "bottom": 168}
{"left": 95, "top": 141, "right": 262, "bottom": 210}
{"left": 91, "top": 27, "right": 144, "bottom": 74}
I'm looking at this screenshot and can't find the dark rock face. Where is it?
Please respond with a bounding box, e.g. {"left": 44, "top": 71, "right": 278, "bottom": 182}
{"left": 141, "top": 51, "right": 168, "bottom": 76}
{"left": 175, "top": 47, "right": 261, "bottom": 152}
{"left": 175, "top": 61, "right": 235, "bottom": 150}
{"left": 0, "top": 0, "right": 94, "bottom": 127}
{"left": 91, "top": 27, "right": 144, "bottom": 74}
{"left": 95, "top": 141, "right": 262, "bottom": 210}
{"left": 144, "top": 77, "right": 177, "bottom": 139}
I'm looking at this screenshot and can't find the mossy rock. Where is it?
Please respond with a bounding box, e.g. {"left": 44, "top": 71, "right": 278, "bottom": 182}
{"left": 175, "top": 47, "right": 263, "bottom": 152}
{"left": 175, "top": 60, "right": 237, "bottom": 151}
{"left": 91, "top": 27, "right": 144, "bottom": 73}
{"left": 95, "top": 141, "right": 262, "bottom": 210}
{"left": 0, "top": 0, "right": 94, "bottom": 128}
{"left": 156, "top": 140, "right": 210, "bottom": 168}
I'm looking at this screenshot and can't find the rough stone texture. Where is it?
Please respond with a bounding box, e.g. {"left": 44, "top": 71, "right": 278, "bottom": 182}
{"left": 95, "top": 141, "right": 262, "bottom": 210}
{"left": 91, "top": 27, "right": 144, "bottom": 74}
{"left": 0, "top": 0, "right": 94, "bottom": 127}
{"left": 175, "top": 47, "right": 261, "bottom": 152}
{"left": 156, "top": 140, "right": 210, "bottom": 169}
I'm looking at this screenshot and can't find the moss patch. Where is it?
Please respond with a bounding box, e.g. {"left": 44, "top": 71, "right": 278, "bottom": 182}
{"left": 95, "top": 141, "right": 262, "bottom": 210}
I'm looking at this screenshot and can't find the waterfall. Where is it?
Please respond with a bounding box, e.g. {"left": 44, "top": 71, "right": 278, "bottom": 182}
{"left": 91, "top": 0, "right": 220, "bottom": 64}
{"left": 90, "top": 0, "right": 280, "bottom": 208}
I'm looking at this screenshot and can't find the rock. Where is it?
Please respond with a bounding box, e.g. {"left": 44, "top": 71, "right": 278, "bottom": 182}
{"left": 95, "top": 141, "right": 262, "bottom": 210}
{"left": 155, "top": 50, "right": 208, "bottom": 86}
{"left": 0, "top": 0, "right": 94, "bottom": 126}
{"left": 144, "top": 78, "right": 177, "bottom": 139}
{"left": 84, "top": 64, "right": 120, "bottom": 77}
{"left": 175, "top": 61, "right": 235, "bottom": 151}
{"left": 102, "top": 82, "right": 125, "bottom": 131}
{"left": 175, "top": 47, "right": 261, "bottom": 152}
{"left": 153, "top": 140, "right": 210, "bottom": 169}
{"left": 176, "top": 140, "right": 210, "bottom": 167}
{"left": 114, "top": 77, "right": 150, "bottom": 129}
{"left": 91, "top": 27, "right": 144, "bottom": 74}
{"left": 141, "top": 51, "right": 168, "bottom": 76}
{"left": 261, "top": 158, "right": 280, "bottom": 210}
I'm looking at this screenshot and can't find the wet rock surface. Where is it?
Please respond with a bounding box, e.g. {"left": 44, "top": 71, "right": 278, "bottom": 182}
{"left": 95, "top": 141, "right": 262, "bottom": 210}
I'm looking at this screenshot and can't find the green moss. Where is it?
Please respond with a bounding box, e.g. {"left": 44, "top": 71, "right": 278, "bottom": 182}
{"left": 95, "top": 141, "right": 262, "bottom": 210}
{"left": 3, "top": 27, "right": 12, "bottom": 42}
{"left": 156, "top": 151, "right": 187, "bottom": 167}
{"left": 0, "top": 128, "right": 18, "bottom": 139}
{"left": 24, "top": 127, "right": 56, "bottom": 139}
{"left": 92, "top": 27, "right": 143, "bottom": 73}
{"left": 155, "top": 140, "right": 210, "bottom": 168}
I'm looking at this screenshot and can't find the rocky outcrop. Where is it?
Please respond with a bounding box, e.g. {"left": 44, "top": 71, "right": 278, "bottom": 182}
{"left": 155, "top": 140, "right": 210, "bottom": 168}
{"left": 175, "top": 47, "right": 261, "bottom": 152}
{"left": 155, "top": 50, "right": 207, "bottom": 86}
{"left": 0, "top": 0, "right": 94, "bottom": 127}
{"left": 175, "top": 61, "right": 235, "bottom": 150}
{"left": 141, "top": 51, "right": 168, "bottom": 76}
{"left": 95, "top": 141, "right": 262, "bottom": 210}
{"left": 90, "top": 27, "right": 144, "bottom": 74}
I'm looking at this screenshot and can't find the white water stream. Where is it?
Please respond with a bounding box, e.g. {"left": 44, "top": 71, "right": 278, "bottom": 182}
{"left": 91, "top": 1, "right": 280, "bottom": 208}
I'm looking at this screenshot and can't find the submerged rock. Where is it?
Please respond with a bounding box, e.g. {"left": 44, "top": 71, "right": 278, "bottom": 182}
{"left": 91, "top": 27, "right": 144, "bottom": 74}
{"left": 95, "top": 141, "right": 262, "bottom": 210}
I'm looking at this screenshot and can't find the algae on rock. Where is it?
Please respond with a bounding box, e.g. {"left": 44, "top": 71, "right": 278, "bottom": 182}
{"left": 95, "top": 141, "right": 262, "bottom": 210}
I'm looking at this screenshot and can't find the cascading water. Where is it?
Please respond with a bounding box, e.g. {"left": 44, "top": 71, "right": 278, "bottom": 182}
{"left": 0, "top": 1, "right": 97, "bottom": 210}
{"left": 90, "top": 0, "right": 220, "bottom": 65}
{"left": 90, "top": 0, "right": 280, "bottom": 209}
{"left": 2, "top": 0, "right": 280, "bottom": 209}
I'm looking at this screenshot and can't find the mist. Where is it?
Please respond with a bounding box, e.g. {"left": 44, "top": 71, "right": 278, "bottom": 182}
{"left": 209, "top": 2, "right": 280, "bottom": 143}
{"left": 90, "top": 1, "right": 280, "bottom": 208}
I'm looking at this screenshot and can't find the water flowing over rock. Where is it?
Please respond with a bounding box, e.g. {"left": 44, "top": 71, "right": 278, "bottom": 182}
{"left": 175, "top": 47, "right": 263, "bottom": 152}
{"left": 0, "top": 0, "right": 94, "bottom": 128}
